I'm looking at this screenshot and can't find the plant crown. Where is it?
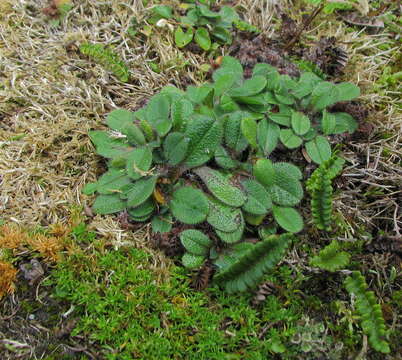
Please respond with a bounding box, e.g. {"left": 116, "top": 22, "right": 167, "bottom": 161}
{"left": 84, "top": 56, "right": 360, "bottom": 293}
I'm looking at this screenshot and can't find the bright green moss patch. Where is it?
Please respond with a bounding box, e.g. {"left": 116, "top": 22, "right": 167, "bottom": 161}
{"left": 47, "top": 245, "right": 306, "bottom": 359}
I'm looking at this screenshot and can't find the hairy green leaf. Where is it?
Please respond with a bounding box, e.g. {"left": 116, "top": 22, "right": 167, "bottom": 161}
{"left": 291, "top": 111, "right": 311, "bottom": 135}
{"left": 305, "top": 136, "right": 332, "bottom": 164}
{"left": 170, "top": 187, "right": 209, "bottom": 224}
{"left": 92, "top": 194, "right": 126, "bottom": 215}
{"left": 180, "top": 229, "right": 212, "bottom": 256}
{"left": 207, "top": 198, "right": 242, "bottom": 232}
{"left": 241, "top": 117, "right": 258, "bottom": 149}
{"left": 195, "top": 27, "right": 211, "bottom": 50}
{"left": 279, "top": 129, "right": 302, "bottom": 149}
{"left": 272, "top": 205, "right": 303, "bottom": 233}
{"left": 126, "top": 147, "right": 153, "bottom": 180}
{"left": 163, "top": 132, "right": 189, "bottom": 165}
{"left": 241, "top": 179, "right": 272, "bottom": 215}
{"left": 184, "top": 116, "right": 223, "bottom": 167}
{"left": 257, "top": 119, "right": 280, "bottom": 156}
{"left": 126, "top": 176, "right": 157, "bottom": 208}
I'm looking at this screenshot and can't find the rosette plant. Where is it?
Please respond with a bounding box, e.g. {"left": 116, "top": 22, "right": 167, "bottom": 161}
{"left": 84, "top": 56, "right": 360, "bottom": 293}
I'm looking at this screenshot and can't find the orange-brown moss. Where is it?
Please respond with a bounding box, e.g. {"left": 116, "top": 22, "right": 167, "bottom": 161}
{"left": 0, "top": 260, "right": 18, "bottom": 299}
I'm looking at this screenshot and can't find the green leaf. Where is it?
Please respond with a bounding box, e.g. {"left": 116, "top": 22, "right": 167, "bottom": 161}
{"left": 152, "top": 5, "right": 173, "bottom": 19}
{"left": 180, "top": 229, "right": 212, "bottom": 256}
{"left": 241, "top": 117, "right": 258, "bottom": 149}
{"left": 186, "top": 85, "right": 213, "bottom": 105}
{"left": 257, "top": 119, "right": 280, "bottom": 156}
{"left": 272, "top": 205, "right": 303, "bottom": 233}
{"left": 215, "top": 215, "right": 244, "bottom": 244}
{"left": 291, "top": 111, "right": 311, "bottom": 135}
{"left": 89, "top": 131, "right": 132, "bottom": 159}
{"left": 207, "top": 198, "right": 243, "bottom": 232}
{"left": 224, "top": 112, "right": 248, "bottom": 153}
{"left": 171, "top": 98, "right": 194, "bottom": 131}
{"left": 214, "top": 74, "right": 237, "bottom": 97}
{"left": 82, "top": 182, "right": 97, "bottom": 195}
{"left": 214, "top": 146, "right": 237, "bottom": 169}
{"left": 310, "top": 81, "right": 339, "bottom": 111}
{"left": 211, "top": 26, "right": 232, "bottom": 44}
{"left": 184, "top": 116, "right": 223, "bottom": 167}
{"left": 335, "top": 82, "right": 360, "bottom": 102}
{"left": 122, "top": 123, "right": 146, "bottom": 146}
{"left": 333, "top": 112, "right": 358, "bottom": 134}
{"left": 273, "top": 162, "right": 302, "bottom": 180}
{"left": 194, "top": 27, "right": 211, "bottom": 51}
{"left": 241, "top": 179, "right": 272, "bottom": 215}
{"left": 182, "top": 253, "right": 205, "bottom": 269}
{"left": 146, "top": 94, "right": 171, "bottom": 137}
{"left": 253, "top": 158, "right": 275, "bottom": 188}
{"left": 151, "top": 213, "right": 172, "bottom": 234}
{"left": 128, "top": 198, "right": 155, "bottom": 219}
{"left": 198, "top": 4, "right": 221, "bottom": 18}
{"left": 126, "top": 147, "right": 152, "bottom": 180}
{"left": 292, "top": 72, "right": 322, "bottom": 99}
{"left": 305, "top": 136, "right": 332, "bottom": 164}
{"left": 268, "top": 105, "right": 292, "bottom": 126}
{"left": 252, "top": 63, "right": 277, "bottom": 77}
{"left": 126, "top": 176, "right": 157, "bottom": 207}
{"left": 174, "top": 27, "right": 194, "bottom": 48}
{"left": 106, "top": 109, "right": 134, "bottom": 132}
{"left": 97, "top": 169, "right": 132, "bottom": 194}
{"left": 92, "top": 194, "right": 126, "bottom": 214}
{"left": 193, "top": 167, "right": 246, "bottom": 207}
{"left": 229, "top": 76, "right": 267, "bottom": 97}
{"left": 139, "top": 119, "right": 155, "bottom": 141}
{"left": 170, "top": 187, "right": 209, "bottom": 224}
{"left": 163, "top": 132, "right": 189, "bottom": 165}
{"left": 279, "top": 129, "right": 302, "bottom": 149}
{"left": 269, "top": 164, "right": 303, "bottom": 206}
{"left": 321, "top": 110, "right": 336, "bottom": 135}
{"left": 212, "top": 56, "right": 243, "bottom": 84}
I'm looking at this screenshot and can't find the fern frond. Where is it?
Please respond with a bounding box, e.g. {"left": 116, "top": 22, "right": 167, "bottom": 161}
{"left": 293, "top": 59, "right": 327, "bottom": 80}
{"left": 80, "top": 43, "right": 130, "bottom": 82}
{"left": 310, "top": 240, "right": 350, "bottom": 271}
{"left": 306, "top": 156, "right": 345, "bottom": 231}
{"left": 214, "top": 234, "right": 293, "bottom": 293}
{"left": 344, "top": 271, "right": 390, "bottom": 354}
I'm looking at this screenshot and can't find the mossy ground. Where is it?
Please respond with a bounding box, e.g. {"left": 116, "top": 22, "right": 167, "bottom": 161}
{"left": 0, "top": 0, "right": 401, "bottom": 359}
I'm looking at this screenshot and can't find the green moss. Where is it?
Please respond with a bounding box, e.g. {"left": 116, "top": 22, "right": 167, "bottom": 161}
{"left": 46, "top": 246, "right": 307, "bottom": 359}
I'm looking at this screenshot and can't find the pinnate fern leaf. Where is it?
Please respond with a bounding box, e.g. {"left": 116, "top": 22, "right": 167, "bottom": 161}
{"left": 214, "top": 233, "right": 293, "bottom": 293}
{"left": 310, "top": 241, "right": 350, "bottom": 271}
{"left": 306, "top": 155, "right": 345, "bottom": 231}
{"left": 344, "top": 271, "right": 390, "bottom": 354}
{"left": 80, "top": 43, "right": 129, "bottom": 82}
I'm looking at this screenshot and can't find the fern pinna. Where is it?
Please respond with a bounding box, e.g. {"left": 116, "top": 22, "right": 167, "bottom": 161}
{"left": 344, "top": 271, "right": 390, "bottom": 354}
{"left": 80, "top": 43, "right": 130, "bottom": 82}
{"left": 306, "top": 156, "right": 345, "bottom": 231}
{"left": 309, "top": 240, "right": 350, "bottom": 271}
